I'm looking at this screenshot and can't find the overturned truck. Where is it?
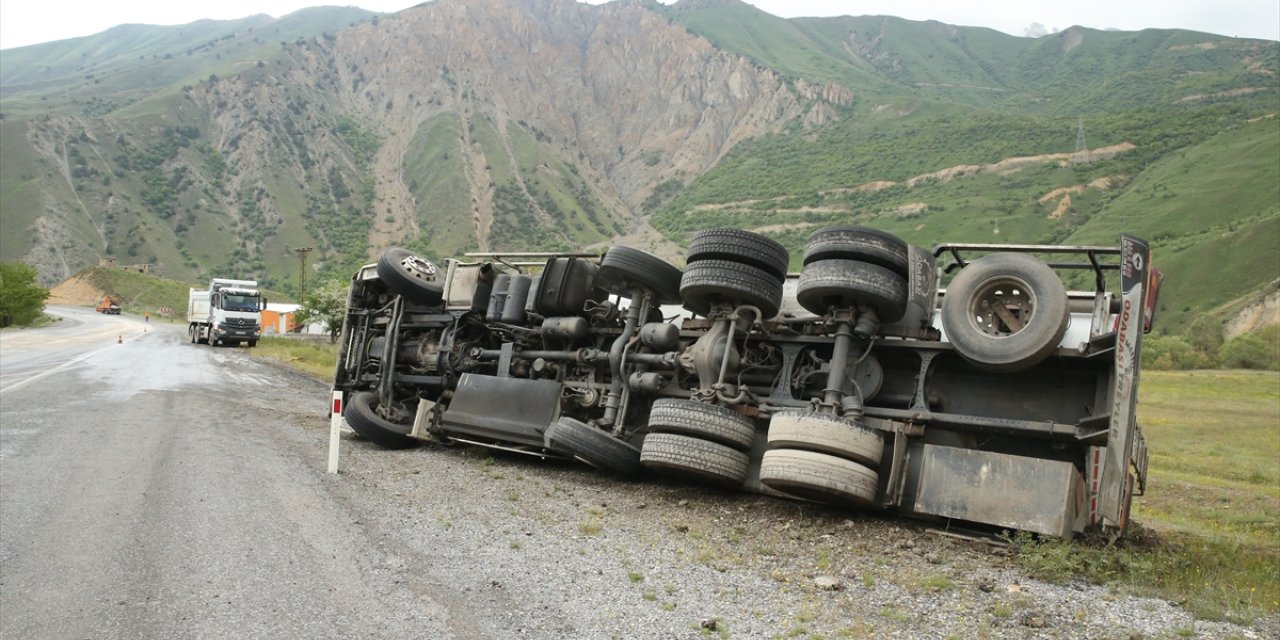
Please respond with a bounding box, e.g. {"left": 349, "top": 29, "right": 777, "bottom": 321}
{"left": 333, "top": 227, "right": 1159, "bottom": 538}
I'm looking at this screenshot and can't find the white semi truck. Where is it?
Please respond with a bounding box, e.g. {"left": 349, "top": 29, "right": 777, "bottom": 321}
{"left": 188, "top": 278, "right": 266, "bottom": 347}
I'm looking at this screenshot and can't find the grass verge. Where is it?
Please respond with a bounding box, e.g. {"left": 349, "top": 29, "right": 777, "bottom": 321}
{"left": 251, "top": 336, "right": 338, "bottom": 381}
{"left": 1012, "top": 370, "right": 1279, "bottom": 623}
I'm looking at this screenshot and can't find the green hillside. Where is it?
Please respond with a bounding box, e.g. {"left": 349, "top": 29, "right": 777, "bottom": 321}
{"left": 0, "top": 7, "right": 378, "bottom": 116}
{"left": 1066, "top": 119, "right": 1280, "bottom": 330}
{"left": 0, "top": 0, "right": 1275, "bottom": 335}
{"left": 661, "top": 3, "right": 1279, "bottom": 113}
{"left": 77, "top": 266, "right": 201, "bottom": 318}
{"left": 645, "top": 3, "right": 1278, "bottom": 330}
{"left": 404, "top": 113, "right": 473, "bottom": 258}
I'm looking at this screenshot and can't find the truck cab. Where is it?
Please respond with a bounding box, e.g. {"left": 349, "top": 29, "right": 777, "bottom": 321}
{"left": 189, "top": 278, "right": 266, "bottom": 347}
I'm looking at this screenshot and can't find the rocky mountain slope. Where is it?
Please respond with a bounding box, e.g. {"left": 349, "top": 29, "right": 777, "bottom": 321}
{"left": 1, "top": 0, "right": 1276, "bottom": 332}
{"left": 1, "top": 0, "right": 849, "bottom": 286}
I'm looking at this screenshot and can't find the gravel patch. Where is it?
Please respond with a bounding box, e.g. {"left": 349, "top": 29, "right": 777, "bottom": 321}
{"left": 296, "top": 415, "right": 1277, "bottom": 640}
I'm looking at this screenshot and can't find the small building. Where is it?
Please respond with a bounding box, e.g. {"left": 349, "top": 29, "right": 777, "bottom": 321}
{"left": 262, "top": 303, "right": 300, "bottom": 335}
{"left": 262, "top": 303, "right": 326, "bottom": 335}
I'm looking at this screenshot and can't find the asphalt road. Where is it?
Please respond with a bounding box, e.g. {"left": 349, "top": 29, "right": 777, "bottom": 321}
{"left": 0, "top": 308, "right": 474, "bottom": 639}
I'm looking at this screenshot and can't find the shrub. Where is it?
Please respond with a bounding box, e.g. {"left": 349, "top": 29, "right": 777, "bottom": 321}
{"left": 1143, "top": 334, "right": 1214, "bottom": 370}
{"left": 0, "top": 262, "right": 50, "bottom": 327}
{"left": 1220, "top": 326, "right": 1280, "bottom": 370}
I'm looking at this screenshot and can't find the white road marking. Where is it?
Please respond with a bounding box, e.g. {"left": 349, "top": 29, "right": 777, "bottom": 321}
{"left": 0, "top": 347, "right": 112, "bottom": 395}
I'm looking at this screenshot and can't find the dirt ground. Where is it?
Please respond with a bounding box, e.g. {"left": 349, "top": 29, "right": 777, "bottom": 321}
{"left": 46, "top": 274, "right": 104, "bottom": 306}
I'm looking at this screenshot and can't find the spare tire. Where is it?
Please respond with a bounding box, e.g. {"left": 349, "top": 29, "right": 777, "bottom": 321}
{"left": 940, "top": 252, "right": 1070, "bottom": 372}
{"left": 686, "top": 228, "right": 790, "bottom": 281}
{"left": 377, "top": 248, "right": 445, "bottom": 306}
{"left": 802, "top": 226, "right": 909, "bottom": 277}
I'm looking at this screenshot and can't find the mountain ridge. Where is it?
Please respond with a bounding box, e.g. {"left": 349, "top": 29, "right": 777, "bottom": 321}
{"left": 0, "top": 0, "right": 1275, "bottom": 331}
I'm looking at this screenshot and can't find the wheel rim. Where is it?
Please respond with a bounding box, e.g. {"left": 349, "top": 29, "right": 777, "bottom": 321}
{"left": 398, "top": 254, "right": 438, "bottom": 282}
{"left": 966, "top": 275, "right": 1037, "bottom": 339}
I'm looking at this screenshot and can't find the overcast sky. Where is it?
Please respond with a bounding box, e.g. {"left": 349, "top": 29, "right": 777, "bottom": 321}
{"left": 2, "top": 0, "right": 1277, "bottom": 50}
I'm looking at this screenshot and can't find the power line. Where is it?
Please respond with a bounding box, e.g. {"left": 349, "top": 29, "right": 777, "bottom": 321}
{"left": 294, "top": 247, "right": 313, "bottom": 302}
{"left": 1075, "top": 116, "right": 1090, "bottom": 164}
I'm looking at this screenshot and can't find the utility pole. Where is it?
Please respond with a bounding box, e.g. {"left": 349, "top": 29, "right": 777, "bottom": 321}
{"left": 294, "top": 247, "right": 313, "bottom": 302}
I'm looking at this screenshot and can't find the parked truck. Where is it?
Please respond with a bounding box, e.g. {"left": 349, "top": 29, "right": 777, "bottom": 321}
{"left": 332, "top": 227, "right": 1159, "bottom": 538}
{"left": 96, "top": 295, "right": 122, "bottom": 314}
{"left": 188, "top": 278, "right": 266, "bottom": 347}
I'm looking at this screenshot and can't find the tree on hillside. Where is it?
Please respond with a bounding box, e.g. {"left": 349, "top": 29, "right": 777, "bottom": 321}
{"left": 1185, "top": 315, "right": 1224, "bottom": 365}
{"left": 0, "top": 261, "right": 50, "bottom": 327}
{"left": 294, "top": 280, "right": 348, "bottom": 342}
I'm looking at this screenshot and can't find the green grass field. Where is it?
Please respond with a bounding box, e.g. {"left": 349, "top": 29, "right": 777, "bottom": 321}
{"left": 1129, "top": 370, "right": 1279, "bottom": 620}
{"left": 1139, "top": 370, "right": 1280, "bottom": 540}
{"left": 1014, "top": 369, "right": 1279, "bottom": 622}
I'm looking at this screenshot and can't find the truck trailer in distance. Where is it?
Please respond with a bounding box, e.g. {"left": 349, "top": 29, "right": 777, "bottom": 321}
{"left": 96, "top": 295, "right": 122, "bottom": 314}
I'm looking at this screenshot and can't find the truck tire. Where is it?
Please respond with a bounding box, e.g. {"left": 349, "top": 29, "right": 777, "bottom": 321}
{"left": 377, "top": 248, "right": 445, "bottom": 306}
{"left": 647, "top": 399, "right": 756, "bottom": 452}
{"left": 680, "top": 259, "right": 783, "bottom": 319}
{"left": 686, "top": 228, "right": 790, "bottom": 281}
{"left": 766, "top": 411, "right": 884, "bottom": 469}
{"left": 189, "top": 326, "right": 196, "bottom": 343}
{"left": 796, "top": 259, "right": 908, "bottom": 322}
{"left": 759, "top": 449, "right": 878, "bottom": 506}
{"left": 595, "top": 246, "right": 683, "bottom": 305}
{"left": 640, "top": 433, "right": 749, "bottom": 487}
{"left": 940, "top": 252, "right": 1070, "bottom": 372}
{"left": 344, "top": 391, "right": 419, "bottom": 449}
{"left": 802, "top": 226, "right": 910, "bottom": 277}
{"left": 544, "top": 417, "right": 643, "bottom": 477}
{"left": 248, "top": 340, "right": 258, "bottom": 348}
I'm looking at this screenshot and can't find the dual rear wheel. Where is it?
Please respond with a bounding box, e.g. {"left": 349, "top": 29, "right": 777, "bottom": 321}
{"left": 759, "top": 411, "right": 884, "bottom": 506}
{"left": 640, "top": 399, "right": 755, "bottom": 487}
{"left": 680, "top": 228, "right": 789, "bottom": 319}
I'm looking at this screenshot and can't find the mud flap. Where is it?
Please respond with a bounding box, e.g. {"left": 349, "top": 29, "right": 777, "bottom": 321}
{"left": 439, "top": 374, "right": 562, "bottom": 448}
{"left": 911, "top": 445, "right": 1083, "bottom": 538}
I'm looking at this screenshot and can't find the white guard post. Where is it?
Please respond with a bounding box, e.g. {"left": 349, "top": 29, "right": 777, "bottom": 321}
{"left": 328, "top": 391, "right": 343, "bottom": 474}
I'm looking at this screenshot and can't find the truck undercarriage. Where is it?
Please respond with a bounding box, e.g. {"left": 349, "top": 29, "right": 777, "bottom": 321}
{"left": 332, "top": 228, "right": 1157, "bottom": 538}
